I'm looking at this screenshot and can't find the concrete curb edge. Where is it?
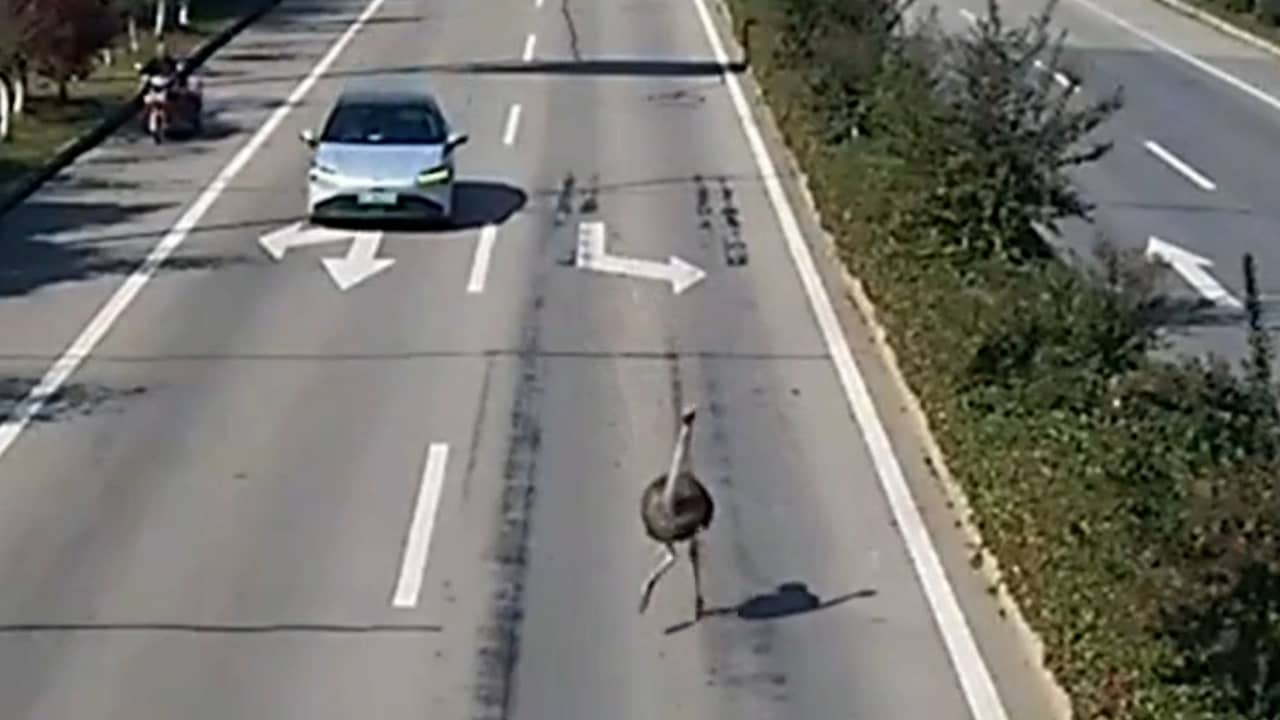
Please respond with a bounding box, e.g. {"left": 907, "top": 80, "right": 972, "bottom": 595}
{"left": 0, "top": 0, "right": 284, "bottom": 220}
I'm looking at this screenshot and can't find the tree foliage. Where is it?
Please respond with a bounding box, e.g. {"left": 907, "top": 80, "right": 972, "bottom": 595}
{"left": 22, "top": 0, "right": 121, "bottom": 100}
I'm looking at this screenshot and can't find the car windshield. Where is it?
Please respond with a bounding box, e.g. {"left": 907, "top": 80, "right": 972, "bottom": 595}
{"left": 321, "top": 101, "right": 445, "bottom": 144}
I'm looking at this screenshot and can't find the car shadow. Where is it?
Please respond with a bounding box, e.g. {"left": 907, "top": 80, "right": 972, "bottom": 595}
{"left": 314, "top": 180, "right": 527, "bottom": 234}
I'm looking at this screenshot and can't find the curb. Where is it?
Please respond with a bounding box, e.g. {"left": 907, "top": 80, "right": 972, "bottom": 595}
{"left": 1148, "top": 0, "right": 1280, "bottom": 59}
{"left": 716, "top": 2, "right": 1074, "bottom": 718}
{"left": 0, "top": 0, "right": 283, "bottom": 219}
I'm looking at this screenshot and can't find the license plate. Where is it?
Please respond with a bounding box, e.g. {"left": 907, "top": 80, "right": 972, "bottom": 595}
{"left": 357, "top": 191, "right": 397, "bottom": 206}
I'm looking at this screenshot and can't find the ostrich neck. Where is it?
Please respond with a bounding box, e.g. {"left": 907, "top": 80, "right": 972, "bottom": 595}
{"left": 662, "top": 424, "right": 691, "bottom": 510}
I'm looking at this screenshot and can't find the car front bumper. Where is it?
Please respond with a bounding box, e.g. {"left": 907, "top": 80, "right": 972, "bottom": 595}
{"left": 307, "top": 170, "right": 454, "bottom": 221}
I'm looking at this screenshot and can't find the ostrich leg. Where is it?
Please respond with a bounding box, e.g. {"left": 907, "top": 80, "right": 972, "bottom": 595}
{"left": 690, "top": 536, "right": 705, "bottom": 618}
{"left": 638, "top": 543, "right": 677, "bottom": 613}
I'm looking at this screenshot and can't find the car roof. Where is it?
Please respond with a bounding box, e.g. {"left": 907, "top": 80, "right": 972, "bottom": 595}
{"left": 335, "top": 73, "right": 441, "bottom": 107}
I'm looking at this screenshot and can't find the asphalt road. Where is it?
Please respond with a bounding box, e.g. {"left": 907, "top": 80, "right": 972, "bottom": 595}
{"left": 930, "top": 0, "right": 1280, "bottom": 365}
{"left": 0, "top": 0, "right": 1071, "bottom": 718}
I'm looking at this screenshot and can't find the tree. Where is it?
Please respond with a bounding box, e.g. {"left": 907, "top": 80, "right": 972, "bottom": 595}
{"left": 926, "top": 0, "right": 1124, "bottom": 263}
{"left": 24, "top": 0, "right": 120, "bottom": 102}
{"left": 0, "top": 0, "right": 36, "bottom": 128}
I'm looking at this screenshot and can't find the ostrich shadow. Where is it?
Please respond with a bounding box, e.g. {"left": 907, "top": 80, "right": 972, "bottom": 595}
{"left": 664, "top": 581, "right": 876, "bottom": 635}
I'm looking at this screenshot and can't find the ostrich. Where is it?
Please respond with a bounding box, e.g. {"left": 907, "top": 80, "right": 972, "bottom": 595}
{"left": 638, "top": 405, "right": 715, "bottom": 618}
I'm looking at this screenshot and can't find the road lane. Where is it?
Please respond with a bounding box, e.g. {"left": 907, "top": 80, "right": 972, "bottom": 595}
{"left": 0, "top": 0, "right": 541, "bottom": 717}
{"left": 940, "top": 0, "right": 1280, "bottom": 364}
{"left": 489, "top": 0, "right": 1058, "bottom": 719}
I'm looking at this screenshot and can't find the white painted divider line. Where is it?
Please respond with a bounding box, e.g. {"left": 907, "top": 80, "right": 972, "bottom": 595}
{"left": 688, "top": 0, "right": 1010, "bottom": 719}
{"left": 535, "top": 0, "right": 544, "bottom": 7}
{"left": 0, "top": 0, "right": 389, "bottom": 464}
{"left": 1072, "top": 0, "right": 1280, "bottom": 116}
{"left": 392, "top": 442, "right": 450, "bottom": 608}
{"left": 523, "top": 33, "right": 537, "bottom": 62}
{"left": 502, "top": 103, "right": 523, "bottom": 146}
{"left": 1143, "top": 139, "right": 1218, "bottom": 191}
{"left": 467, "top": 224, "right": 498, "bottom": 293}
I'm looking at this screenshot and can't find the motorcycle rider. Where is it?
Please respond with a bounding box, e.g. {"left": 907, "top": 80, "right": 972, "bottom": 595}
{"left": 138, "top": 42, "right": 180, "bottom": 84}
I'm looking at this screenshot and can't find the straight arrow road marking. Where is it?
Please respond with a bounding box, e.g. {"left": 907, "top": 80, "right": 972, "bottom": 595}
{"left": 574, "top": 220, "right": 706, "bottom": 294}
{"left": 1145, "top": 235, "right": 1242, "bottom": 309}
{"left": 322, "top": 231, "right": 394, "bottom": 291}
{"left": 392, "top": 442, "right": 450, "bottom": 609}
{"left": 258, "top": 222, "right": 392, "bottom": 291}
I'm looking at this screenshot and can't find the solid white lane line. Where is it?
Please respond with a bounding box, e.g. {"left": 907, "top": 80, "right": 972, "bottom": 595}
{"left": 1143, "top": 139, "right": 1218, "bottom": 191}
{"left": 502, "top": 103, "right": 522, "bottom": 146}
{"left": 688, "top": 0, "right": 1010, "bottom": 719}
{"left": 392, "top": 442, "right": 450, "bottom": 609}
{"left": 1072, "top": 0, "right": 1280, "bottom": 116}
{"left": 523, "top": 33, "right": 537, "bottom": 62}
{"left": 0, "top": 0, "right": 389, "bottom": 464}
{"left": 536, "top": 0, "right": 544, "bottom": 7}
{"left": 467, "top": 225, "right": 498, "bottom": 293}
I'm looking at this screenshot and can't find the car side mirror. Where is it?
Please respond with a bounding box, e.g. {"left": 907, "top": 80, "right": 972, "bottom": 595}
{"left": 446, "top": 132, "right": 468, "bottom": 150}
{"left": 300, "top": 128, "right": 317, "bottom": 148}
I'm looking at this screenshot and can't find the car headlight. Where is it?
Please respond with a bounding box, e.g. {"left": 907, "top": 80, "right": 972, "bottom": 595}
{"left": 415, "top": 165, "right": 453, "bottom": 186}
{"left": 312, "top": 162, "right": 339, "bottom": 176}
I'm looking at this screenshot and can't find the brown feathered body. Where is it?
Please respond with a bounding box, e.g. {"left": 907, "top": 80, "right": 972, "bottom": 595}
{"left": 640, "top": 470, "right": 714, "bottom": 543}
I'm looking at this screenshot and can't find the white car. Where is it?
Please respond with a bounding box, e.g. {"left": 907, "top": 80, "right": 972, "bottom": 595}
{"left": 300, "top": 75, "right": 468, "bottom": 225}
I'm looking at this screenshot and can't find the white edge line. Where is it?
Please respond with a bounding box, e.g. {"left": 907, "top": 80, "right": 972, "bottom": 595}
{"left": 0, "top": 0, "right": 390, "bottom": 462}
{"left": 502, "top": 103, "right": 523, "bottom": 146}
{"left": 392, "top": 442, "right": 450, "bottom": 608}
{"left": 467, "top": 224, "right": 499, "bottom": 293}
{"left": 1071, "top": 0, "right": 1280, "bottom": 115}
{"left": 1142, "top": 139, "right": 1217, "bottom": 191}
{"left": 523, "top": 33, "right": 537, "bottom": 62}
{"left": 688, "top": 0, "right": 1010, "bottom": 718}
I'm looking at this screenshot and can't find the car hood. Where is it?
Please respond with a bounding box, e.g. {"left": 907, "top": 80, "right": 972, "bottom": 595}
{"left": 316, "top": 143, "right": 447, "bottom": 181}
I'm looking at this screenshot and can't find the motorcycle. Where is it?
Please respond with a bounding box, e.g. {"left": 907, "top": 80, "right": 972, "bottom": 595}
{"left": 141, "top": 74, "right": 170, "bottom": 144}
{"left": 135, "top": 61, "right": 203, "bottom": 144}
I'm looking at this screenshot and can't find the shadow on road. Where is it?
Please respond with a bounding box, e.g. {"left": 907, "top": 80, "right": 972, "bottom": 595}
{"left": 664, "top": 581, "right": 876, "bottom": 635}
{"left": 0, "top": 621, "right": 443, "bottom": 634}
{"left": 316, "top": 179, "right": 528, "bottom": 233}
{"left": 0, "top": 200, "right": 251, "bottom": 297}
{"left": 205, "top": 58, "right": 746, "bottom": 89}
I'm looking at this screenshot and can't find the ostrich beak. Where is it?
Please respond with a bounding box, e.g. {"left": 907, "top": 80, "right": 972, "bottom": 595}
{"left": 681, "top": 405, "right": 697, "bottom": 425}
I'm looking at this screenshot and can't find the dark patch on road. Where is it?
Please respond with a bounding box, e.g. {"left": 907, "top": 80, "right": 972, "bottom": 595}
{"left": 0, "top": 378, "right": 147, "bottom": 423}
{"left": 461, "top": 356, "right": 495, "bottom": 503}
{"left": 645, "top": 87, "right": 707, "bottom": 107}
{"left": 694, "top": 174, "right": 748, "bottom": 267}
{"left": 553, "top": 172, "right": 578, "bottom": 266}
{"left": 467, "top": 198, "right": 555, "bottom": 720}
{"left": 693, "top": 371, "right": 791, "bottom": 705}
{"left": 561, "top": 0, "right": 583, "bottom": 61}
{"left": 579, "top": 173, "right": 599, "bottom": 215}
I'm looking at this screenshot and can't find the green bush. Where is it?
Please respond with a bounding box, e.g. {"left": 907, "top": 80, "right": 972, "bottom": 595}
{"left": 731, "top": 0, "right": 1280, "bottom": 716}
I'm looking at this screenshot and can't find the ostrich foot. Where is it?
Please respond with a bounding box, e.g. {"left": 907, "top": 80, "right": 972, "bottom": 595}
{"left": 638, "top": 544, "right": 677, "bottom": 614}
